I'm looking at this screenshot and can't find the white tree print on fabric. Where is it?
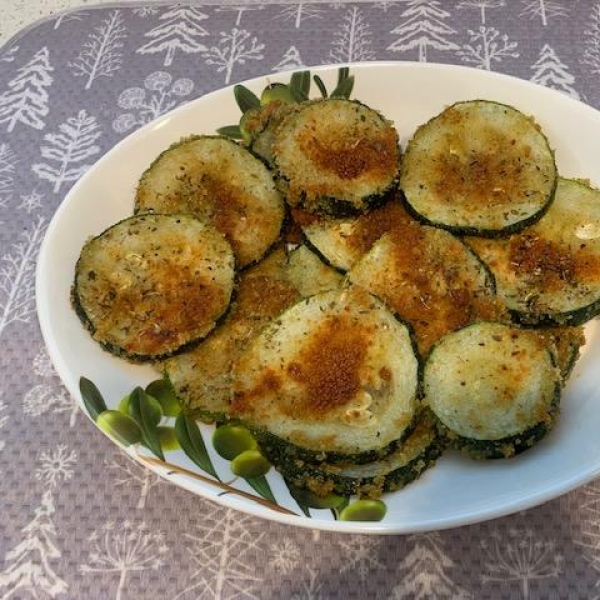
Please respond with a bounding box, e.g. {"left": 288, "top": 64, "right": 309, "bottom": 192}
{"left": 584, "top": 3, "right": 600, "bottom": 75}
{"left": 203, "top": 28, "right": 265, "bottom": 85}
{"left": 273, "top": 46, "right": 307, "bottom": 72}
{"left": 0, "top": 143, "right": 16, "bottom": 207}
{"left": 330, "top": 7, "right": 377, "bottom": 63}
{"left": 520, "top": 0, "right": 569, "bottom": 26}
{"left": 531, "top": 44, "right": 580, "bottom": 99}
{"left": 0, "top": 445, "right": 75, "bottom": 598}
{"left": 273, "top": 3, "right": 324, "bottom": 29}
{"left": 137, "top": 7, "right": 209, "bottom": 67}
{"left": 215, "top": 5, "right": 266, "bottom": 27}
{"left": 575, "top": 482, "right": 600, "bottom": 598}
{"left": 108, "top": 455, "right": 161, "bottom": 510}
{"left": 0, "top": 47, "right": 53, "bottom": 133}
{"left": 339, "top": 535, "right": 384, "bottom": 583}
{"left": 270, "top": 538, "right": 301, "bottom": 574}
{"left": 35, "top": 445, "right": 77, "bottom": 489}
{"left": 390, "top": 533, "right": 472, "bottom": 599}
{"left": 291, "top": 567, "right": 324, "bottom": 600}
{"left": 0, "top": 215, "right": 46, "bottom": 339}
{"left": 481, "top": 528, "right": 563, "bottom": 599}
{"left": 387, "top": 0, "right": 459, "bottom": 62}
{"left": 54, "top": 11, "right": 88, "bottom": 30}
{"left": 174, "top": 507, "right": 265, "bottom": 599}
{"left": 0, "top": 491, "right": 68, "bottom": 598}
{"left": 457, "top": 26, "right": 519, "bottom": 70}
{"left": 376, "top": 1, "right": 401, "bottom": 12}
{"left": 18, "top": 189, "right": 44, "bottom": 214}
{"left": 69, "top": 10, "right": 127, "bottom": 90}
{"left": 456, "top": 0, "right": 505, "bottom": 25}
{"left": 32, "top": 109, "right": 102, "bottom": 194}
{"left": 80, "top": 520, "right": 168, "bottom": 600}
{"left": 0, "top": 46, "right": 19, "bottom": 63}
{"left": 112, "top": 71, "right": 194, "bottom": 134}
{"left": 133, "top": 6, "right": 159, "bottom": 18}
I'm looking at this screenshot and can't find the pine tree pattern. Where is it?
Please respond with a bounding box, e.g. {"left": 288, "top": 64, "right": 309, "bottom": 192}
{"left": 387, "top": 0, "right": 459, "bottom": 62}
{"left": 520, "top": 0, "right": 569, "bottom": 26}
{"left": 584, "top": 3, "right": 600, "bottom": 75}
{"left": 203, "top": 28, "right": 265, "bottom": 85}
{"left": 273, "top": 3, "right": 324, "bottom": 29}
{"left": 215, "top": 5, "right": 266, "bottom": 27}
{"left": 273, "top": 45, "right": 307, "bottom": 72}
{"left": 0, "top": 143, "right": 16, "bottom": 207}
{"left": 456, "top": 0, "right": 506, "bottom": 25}
{"left": 330, "top": 7, "right": 377, "bottom": 63}
{"left": 0, "top": 215, "right": 46, "bottom": 339}
{"left": 137, "top": 7, "right": 210, "bottom": 67}
{"left": 0, "top": 47, "right": 53, "bottom": 132}
{"left": 54, "top": 11, "right": 88, "bottom": 31}
{"left": 32, "top": 109, "right": 102, "bottom": 193}
{"left": 531, "top": 44, "right": 580, "bottom": 99}
{"left": 457, "top": 26, "right": 519, "bottom": 70}
{"left": 70, "top": 10, "right": 127, "bottom": 90}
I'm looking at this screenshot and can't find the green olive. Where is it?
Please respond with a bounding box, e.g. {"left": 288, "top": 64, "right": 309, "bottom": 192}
{"left": 97, "top": 410, "right": 142, "bottom": 446}
{"left": 230, "top": 450, "right": 271, "bottom": 478}
{"left": 287, "top": 484, "right": 346, "bottom": 509}
{"left": 157, "top": 426, "right": 180, "bottom": 452}
{"left": 128, "top": 388, "right": 162, "bottom": 426}
{"left": 145, "top": 379, "right": 181, "bottom": 417}
{"left": 212, "top": 424, "right": 258, "bottom": 460}
{"left": 339, "top": 499, "right": 387, "bottom": 522}
{"left": 260, "top": 83, "right": 295, "bottom": 106}
{"left": 118, "top": 394, "right": 131, "bottom": 414}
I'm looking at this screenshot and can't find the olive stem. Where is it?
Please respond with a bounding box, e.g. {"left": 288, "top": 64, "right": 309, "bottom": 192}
{"left": 135, "top": 453, "right": 299, "bottom": 516}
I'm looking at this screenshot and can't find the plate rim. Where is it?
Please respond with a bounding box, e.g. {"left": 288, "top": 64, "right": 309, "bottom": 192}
{"left": 36, "top": 60, "right": 600, "bottom": 534}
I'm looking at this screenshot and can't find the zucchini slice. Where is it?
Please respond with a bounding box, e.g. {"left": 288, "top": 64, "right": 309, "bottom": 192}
{"left": 265, "top": 410, "right": 444, "bottom": 499}
{"left": 400, "top": 100, "right": 557, "bottom": 235}
{"left": 164, "top": 245, "right": 342, "bottom": 421}
{"left": 135, "top": 135, "right": 285, "bottom": 267}
{"left": 535, "top": 326, "right": 585, "bottom": 384}
{"left": 467, "top": 178, "right": 600, "bottom": 326}
{"left": 73, "top": 214, "right": 234, "bottom": 362}
{"left": 300, "top": 196, "right": 417, "bottom": 272}
{"left": 423, "top": 322, "right": 561, "bottom": 459}
{"left": 348, "top": 224, "right": 505, "bottom": 356}
{"left": 273, "top": 99, "right": 400, "bottom": 215}
{"left": 231, "top": 286, "right": 419, "bottom": 464}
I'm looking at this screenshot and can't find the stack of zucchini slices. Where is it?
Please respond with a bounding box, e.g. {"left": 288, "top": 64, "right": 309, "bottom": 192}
{"left": 72, "top": 88, "right": 600, "bottom": 502}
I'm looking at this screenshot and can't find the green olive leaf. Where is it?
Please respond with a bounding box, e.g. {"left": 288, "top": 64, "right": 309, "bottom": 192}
{"left": 290, "top": 70, "right": 310, "bottom": 101}
{"left": 313, "top": 74, "right": 328, "bottom": 99}
{"left": 216, "top": 125, "right": 244, "bottom": 139}
{"left": 136, "top": 388, "right": 165, "bottom": 461}
{"left": 244, "top": 475, "right": 276, "bottom": 504}
{"left": 79, "top": 377, "right": 107, "bottom": 422}
{"left": 175, "top": 414, "right": 220, "bottom": 481}
{"left": 330, "top": 75, "right": 354, "bottom": 99}
{"left": 234, "top": 84, "right": 260, "bottom": 113}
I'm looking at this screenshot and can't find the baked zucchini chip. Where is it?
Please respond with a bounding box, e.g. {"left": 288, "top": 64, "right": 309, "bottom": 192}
{"left": 135, "top": 135, "right": 284, "bottom": 268}
{"left": 467, "top": 178, "right": 600, "bottom": 326}
{"left": 273, "top": 99, "right": 400, "bottom": 215}
{"left": 348, "top": 222, "right": 505, "bottom": 356}
{"left": 231, "top": 286, "right": 419, "bottom": 464}
{"left": 400, "top": 100, "right": 557, "bottom": 235}
{"left": 73, "top": 214, "right": 234, "bottom": 362}
{"left": 165, "top": 245, "right": 341, "bottom": 421}
{"left": 423, "top": 322, "right": 561, "bottom": 459}
{"left": 266, "top": 410, "right": 444, "bottom": 499}
{"left": 300, "top": 196, "right": 417, "bottom": 272}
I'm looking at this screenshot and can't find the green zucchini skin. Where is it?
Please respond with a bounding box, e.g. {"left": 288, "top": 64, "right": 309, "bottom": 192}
{"left": 72, "top": 214, "right": 235, "bottom": 363}
{"left": 467, "top": 178, "right": 600, "bottom": 327}
{"left": 262, "top": 411, "right": 445, "bottom": 497}
{"left": 135, "top": 135, "right": 284, "bottom": 268}
{"left": 423, "top": 321, "right": 561, "bottom": 459}
{"left": 400, "top": 100, "right": 557, "bottom": 236}
{"left": 231, "top": 286, "right": 420, "bottom": 464}
{"left": 273, "top": 99, "right": 401, "bottom": 216}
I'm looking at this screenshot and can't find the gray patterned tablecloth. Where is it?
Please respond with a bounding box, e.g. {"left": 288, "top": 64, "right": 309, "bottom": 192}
{"left": 1, "top": 1, "right": 600, "bottom": 598}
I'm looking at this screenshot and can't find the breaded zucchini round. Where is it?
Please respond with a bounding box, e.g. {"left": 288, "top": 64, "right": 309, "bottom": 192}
{"left": 423, "top": 322, "right": 561, "bottom": 459}
{"left": 467, "top": 178, "right": 600, "bottom": 326}
{"left": 135, "top": 135, "right": 284, "bottom": 268}
{"left": 400, "top": 100, "right": 557, "bottom": 235}
{"left": 73, "top": 214, "right": 234, "bottom": 362}
{"left": 231, "top": 286, "right": 419, "bottom": 464}
{"left": 273, "top": 99, "right": 400, "bottom": 215}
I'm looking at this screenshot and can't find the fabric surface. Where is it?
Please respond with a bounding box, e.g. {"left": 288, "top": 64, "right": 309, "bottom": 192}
{"left": 1, "top": 1, "right": 600, "bottom": 598}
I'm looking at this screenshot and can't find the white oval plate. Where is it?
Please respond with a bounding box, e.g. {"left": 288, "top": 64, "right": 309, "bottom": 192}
{"left": 37, "top": 62, "right": 600, "bottom": 534}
